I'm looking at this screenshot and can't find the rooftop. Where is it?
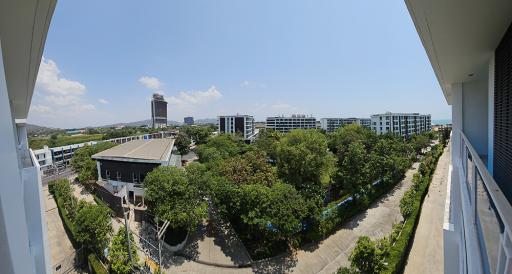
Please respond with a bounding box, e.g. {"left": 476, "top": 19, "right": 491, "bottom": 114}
{"left": 92, "top": 138, "right": 174, "bottom": 162}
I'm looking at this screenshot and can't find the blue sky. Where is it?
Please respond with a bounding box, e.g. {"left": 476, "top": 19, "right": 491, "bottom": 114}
{"left": 28, "top": 0, "right": 450, "bottom": 128}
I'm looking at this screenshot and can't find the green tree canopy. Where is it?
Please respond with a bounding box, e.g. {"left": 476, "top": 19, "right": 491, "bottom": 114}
{"left": 253, "top": 129, "right": 282, "bottom": 161}
{"left": 70, "top": 142, "right": 117, "bottom": 183}
{"left": 75, "top": 201, "right": 113, "bottom": 254}
{"left": 175, "top": 132, "right": 191, "bottom": 155}
{"left": 181, "top": 125, "right": 213, "bottom": 144}
{"left": 109, "top": 226, "right": 139, "bottom": 274}
{"left": 144, "top": 166, "right": 208, "bottom": 231}
{"left": 196, "top": 134, "right": 249, "bottom": 164}
{"left": 218, "top": 150, "right": 278, "bottom": 186}
{"left": 276, "top": 129, "right": 337, "bottom": 193}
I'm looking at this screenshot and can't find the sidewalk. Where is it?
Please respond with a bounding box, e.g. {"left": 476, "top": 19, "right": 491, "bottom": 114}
{"left": 404, "top": 143, "right": 450, "bottom": 274}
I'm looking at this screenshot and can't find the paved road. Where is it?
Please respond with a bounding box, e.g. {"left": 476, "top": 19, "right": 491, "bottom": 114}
{"left": 165, "top": 162, "right": 420, "bottom": 274}
{"left": 43, "top": 186, "right": 81, "bottom": 274}
{"left": 404, "top": 144, "right": 450, "bottom": 274}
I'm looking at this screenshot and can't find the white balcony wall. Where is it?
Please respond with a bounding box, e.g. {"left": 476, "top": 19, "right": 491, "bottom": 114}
{"left": 462, "top": 78, "right": 489, "bottom": 157}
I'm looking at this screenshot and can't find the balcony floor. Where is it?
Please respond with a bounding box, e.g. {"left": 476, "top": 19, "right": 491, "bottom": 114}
{"left": 404, "top": 143, "right": 451, "bottom": 273}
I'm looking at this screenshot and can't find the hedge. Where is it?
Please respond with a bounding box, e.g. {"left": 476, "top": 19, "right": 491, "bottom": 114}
{"left": 304, "top": 171, "right": 408, "bottom": 242}
{"left": 49, "top": 184, "right": 80, "bottom": 248}
{"left": 384, "top": 144, "right": 444, "bottom": 273}
{"left": 88, "top": 253, "right": 108, "bottom": 274}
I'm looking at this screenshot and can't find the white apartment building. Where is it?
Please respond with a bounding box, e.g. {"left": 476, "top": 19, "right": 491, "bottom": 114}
{"left": 266, "top": 114, "right": 317, "bottom": 133}
{"left": 320, "top": 117, "right": 371, "bottom": 132}
{"left": 0, "top": 1, "right": 56, "bottom": 273}
{"left": 406, "top": 1, "right": 512, "bottom": 273}
{"left": 370, "top": 112, "right": 431, "bottom": 137}
{"left": 218, "top": 115, "right": 255, "bottom": 140}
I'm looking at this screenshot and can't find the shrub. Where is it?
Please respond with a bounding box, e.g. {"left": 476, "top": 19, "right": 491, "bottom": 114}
{"left": 88, "top": 253, "right": 108, "bottom": 274}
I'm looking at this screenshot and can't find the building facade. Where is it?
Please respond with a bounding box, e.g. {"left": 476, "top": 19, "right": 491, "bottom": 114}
{"left": 218, "top": 115, "right": 255, "bottom": 140}
{"left": 266, "top": 114, "right": 316, "bottom": 133}
{"left": 320, "top": 117, "right": 371, "bottom": 132}
{"left": 92, "top": 138, "right": 181, "bottom": 209}
{"left": 151, "top": 93, "right": 168, "bottom": 129}
{"left": 406, "top": 1, "right": 512, "bottom": 273}
{"left": 370, "top": 112, "right": 431, "bottom": 137}
{"left": 183, "top": 116, "right": 194, "bottom": 125}
{"left": 0, "top": 1, "right": 56, "bottom": 273}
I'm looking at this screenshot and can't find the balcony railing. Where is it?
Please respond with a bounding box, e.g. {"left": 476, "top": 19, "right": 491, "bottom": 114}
{"left": 460, "top": 132, "right": 512, "bottom": 274}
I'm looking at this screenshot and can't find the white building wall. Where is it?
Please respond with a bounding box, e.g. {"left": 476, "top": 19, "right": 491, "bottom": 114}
{"left": 462, "top": 79, "right": 489, "bottom": 156}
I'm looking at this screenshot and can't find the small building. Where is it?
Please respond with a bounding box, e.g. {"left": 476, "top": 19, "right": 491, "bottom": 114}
{"left": 92, "top": 138, "right": 181, "bottom": 209}
{"left": 183, "top": 116, "right": 194, "bottom": 125}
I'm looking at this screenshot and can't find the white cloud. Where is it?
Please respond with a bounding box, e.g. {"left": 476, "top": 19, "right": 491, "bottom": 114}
{"left": 240, "top": 80, "right": 266, "bottom": 89}
{"left": 31, "top": 105, "right": 53, "bottom": 114}
{"left": 45, "top": 95, "right": 81, "bottom": 106}
{"left": 77, "top": 104, "right": 96, "bottom": 111}
{"left": 98, "top": 98, "right": 109, "bottom": 104}
{"left": 36, "top": 58, "right": 86, "bottom": 95}
{"left": 139, "top": 76, "right": 162, "bottom": 90}
{"left": 168, "top": 86, "right": 222, "bottom": 107}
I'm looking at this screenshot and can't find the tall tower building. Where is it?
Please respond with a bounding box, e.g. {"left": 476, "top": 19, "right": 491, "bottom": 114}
{"left": 151, "top": 93, "right": 168, "bottom": 128}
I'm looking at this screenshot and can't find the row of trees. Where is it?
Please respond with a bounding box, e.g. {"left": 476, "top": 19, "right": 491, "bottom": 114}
{"left": 51, "top": 178, "right": 139, "bottom": 274}
{"left": 143, "top": 125, "right": 435, "bottom": 259}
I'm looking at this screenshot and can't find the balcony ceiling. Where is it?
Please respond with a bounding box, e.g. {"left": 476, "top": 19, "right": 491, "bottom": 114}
{"left": 0, "top": 0, "right": 56, "bottom": 120}
{"left": 405, "top": 0, "right": 512, "bottom": 104}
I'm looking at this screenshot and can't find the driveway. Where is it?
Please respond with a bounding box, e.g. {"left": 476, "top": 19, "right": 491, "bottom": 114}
{"left": 43, "top": 186, "right": 81, "bottom": 274}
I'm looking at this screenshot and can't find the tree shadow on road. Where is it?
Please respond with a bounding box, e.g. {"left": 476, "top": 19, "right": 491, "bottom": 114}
{"left": 252, "top": 252, "right": 298, "bottom": 274}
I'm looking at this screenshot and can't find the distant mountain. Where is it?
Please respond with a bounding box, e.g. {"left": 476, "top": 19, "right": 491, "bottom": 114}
{"left": 195, "top": 118, "right": 217, "bottom": 125}
{"left": 99, "top": 119, "right": 182, "bottom": 128}
{"left": 27, "top": 124, "right": 63, "bottom": 136}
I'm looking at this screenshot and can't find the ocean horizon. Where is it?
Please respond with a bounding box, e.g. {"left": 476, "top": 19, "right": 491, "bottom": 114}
{"left": 432, "top": 119, "right": 452, "bottom": 125}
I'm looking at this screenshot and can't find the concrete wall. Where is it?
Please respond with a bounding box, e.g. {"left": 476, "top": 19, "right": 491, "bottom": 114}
{"left": 462, "top": 79, "right": 489, "bottom": 157}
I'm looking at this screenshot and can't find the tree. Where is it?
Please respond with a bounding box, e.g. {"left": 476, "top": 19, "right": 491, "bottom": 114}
{"left": 349, "top": 236, "right": 386, "bottom": 274}
{"left": 175, "top": 132, "right": 191, "bottom": 155}
{"left": 218, "top": 150, "right": 278, "bottom": 186}
{"left": 276, "top": 129, "right": 337, "bottom": 193}
{"left": 181, "top": 125, "right": 213, "bottom": 144}
{"left": 109, "top": 226, "right": 139, "bottom": 274}
{"left": 51, "top": 179, "right": 78, "bottom": 219}
{"left": 328, "top": 124, "right": 376, "bottom": 155}
{"left": 339, "top": 141, "right": 371, "bottom": 193}
{"left": 410, "top": 134, "right": 430, "bottom": 155}
{"left": 144, "top": 166, "right": 208, "bottom": 231}
{"left": 75, "top": 202, "right": 113, "bottom": 254}
{"left": 71, "top": 142, "right": 117, "bottom": 183}
{"left": 253, "top": 129, "right": 282, "bottom": 161}
{"left": 196, "top": 134, "right": 248, "bottom": 164}
{"left": 49, "top": 133, "right": 58, "bottom": 147}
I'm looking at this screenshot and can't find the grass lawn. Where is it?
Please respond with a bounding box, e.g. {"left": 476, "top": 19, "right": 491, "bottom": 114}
{"left": 29, "top": 134, "right": 104, "bottom": 149}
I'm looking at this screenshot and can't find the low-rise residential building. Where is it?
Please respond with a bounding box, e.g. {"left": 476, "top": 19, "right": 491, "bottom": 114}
{"left": 266, "top": 114, "right": 316, "bottom": 133}
{"left": 370, "top": 112, "right": 431, "bottom": 137}
{"left": 32, "top": 131, "right": 174, "bottom": 171}
{"left": 92, "top": 138, "right": 181, "bottom": 212}
{"left": 218, "top": 114, "right": 255, "bottom": 140}
{"left": 320, "top": 117, "right": 371, "bottom": 132}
